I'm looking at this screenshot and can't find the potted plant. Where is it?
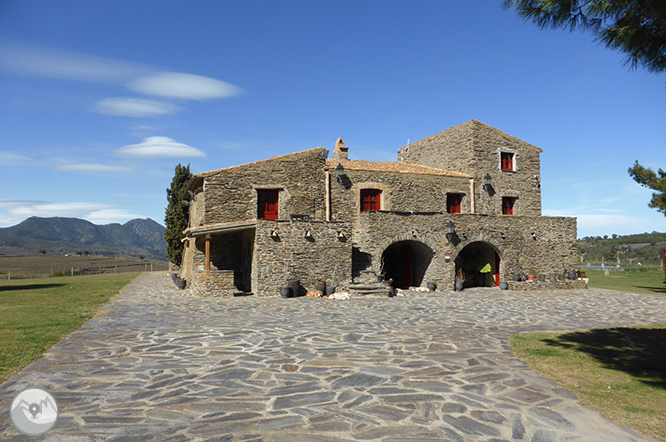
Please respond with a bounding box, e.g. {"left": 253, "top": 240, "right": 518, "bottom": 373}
{"left": 475, "top": 262, "right": 492, "bottom": 286}
{"left": 427, "top": 281, "right": 437, "bottom": 291}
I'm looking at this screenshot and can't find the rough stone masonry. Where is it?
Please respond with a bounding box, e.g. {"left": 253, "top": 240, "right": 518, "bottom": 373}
{"left": 180, "top": 119, "right": 578, "bottom": 296}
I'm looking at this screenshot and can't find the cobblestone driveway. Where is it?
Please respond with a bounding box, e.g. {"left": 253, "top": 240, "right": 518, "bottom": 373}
{"left": 2, "top": 272, "right": 665, "bottom": 441}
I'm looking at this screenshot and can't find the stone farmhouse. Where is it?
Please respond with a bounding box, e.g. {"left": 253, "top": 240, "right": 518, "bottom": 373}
{"left": 180, "top": 120, "right": 578, "bottom": 296}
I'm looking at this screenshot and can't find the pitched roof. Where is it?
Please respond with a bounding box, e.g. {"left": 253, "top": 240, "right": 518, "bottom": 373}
{"left": 400, "top": 119, "right": 543, "bottom": 153}
{"left": 194, "top": 148, "right": 327, "bottom": 178}
{"left": 325, "top": 159, "right": 471, "bottom": 178}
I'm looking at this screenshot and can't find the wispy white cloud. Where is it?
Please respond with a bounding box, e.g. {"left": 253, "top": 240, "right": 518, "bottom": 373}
{"left": 0, "top": 201, "right": 148, "bottom": 227}
{"left": 85, "top": 209, "right": 144, "bottom": 225}
{"left": 0, "top": 42, "right": 147, "bottom": 82}
{"left": 0, "top": 151, "right": 34, "bottom": 166}
{"left": 54, "top": 163, "right": 133, "bottom": 174}
{"left": 94, "top": 98, "right": 181, "bottom": 117}
{"left": 129, "top": 72, "right": 242, "bottom": 100}
{"left": 114, "top": 136, "right": 206, "bottom": 159}
{"left": 0, "top": 199, "right": 49, "bottom": 209}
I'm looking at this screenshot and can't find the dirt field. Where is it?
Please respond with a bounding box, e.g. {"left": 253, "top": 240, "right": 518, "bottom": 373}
{"left": 0, "top": 255, "right": 169, "bottom": 279}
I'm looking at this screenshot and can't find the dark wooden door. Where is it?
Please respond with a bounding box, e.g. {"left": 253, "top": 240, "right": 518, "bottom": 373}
{"left": 258, "top": 189, "right": 279, "bottom": 220}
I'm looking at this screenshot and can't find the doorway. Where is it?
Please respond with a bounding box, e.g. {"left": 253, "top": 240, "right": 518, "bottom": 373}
{"left": 381, "top": 241, "right": 433, "bottom": 289}
{"left": 454, "top": 242, "right": 500, "bottom": 288}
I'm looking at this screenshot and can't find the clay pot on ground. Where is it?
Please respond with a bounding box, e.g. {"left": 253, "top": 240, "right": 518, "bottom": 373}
{"left": 427, "top": 282, "right": 437, "bottom": 291}
{"left": 499, "top": 281, "right": 509, "bottom": 290}
{"left": 280, "top": 287, "right": 292, "bottom": 298}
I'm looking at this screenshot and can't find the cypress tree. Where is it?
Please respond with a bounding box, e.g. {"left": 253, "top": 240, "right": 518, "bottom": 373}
{"left": 164, "top": 164, "right": 192, "bottom": 265}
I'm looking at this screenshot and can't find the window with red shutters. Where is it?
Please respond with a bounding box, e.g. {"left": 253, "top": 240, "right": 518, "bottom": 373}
{"left": 257, "top": 189, "right": 279, "bottom": 220}
{"left": 502, "top": 197, "right": 516, "bottom": 215}
{"left": 501, "top": 152, "right": 515, "bottom": 172}
{"left": 360, "top": 189, "right": 381, "bottom": 212}
{"left": 447, "top": 193, "right": 463, "bottom": 214}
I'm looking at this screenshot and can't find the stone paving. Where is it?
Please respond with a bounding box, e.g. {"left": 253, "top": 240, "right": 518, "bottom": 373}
{"left": 2, "top": 272, "right": 666, "bottom": 442}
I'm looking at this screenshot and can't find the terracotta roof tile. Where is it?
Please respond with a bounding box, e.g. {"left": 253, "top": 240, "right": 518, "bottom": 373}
{"left": 325, "top": 159, "right": 471, "bottom": 178}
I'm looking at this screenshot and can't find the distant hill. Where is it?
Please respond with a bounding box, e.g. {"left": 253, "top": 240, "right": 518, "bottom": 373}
{"left": 578, "top": 231, "right": 666, "bottom": 266}
{"left": 0, "top": 217, "right": 167, "bottom": 260}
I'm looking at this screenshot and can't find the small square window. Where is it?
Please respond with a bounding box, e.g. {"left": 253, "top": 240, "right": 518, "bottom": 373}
{"left": 258, "top": 189, "right": 279, "bottom": 220}
{"left": 447, "top": 193, "right": 463, "bottom": 214}
{"left": 361, "top": 189, "right": 381, "bottom": 212}
{"left": 501, "top": 152, "right": 515, "bottom": 172}
{"left": 502, "top": 197, "right": 516, "bottom": 215}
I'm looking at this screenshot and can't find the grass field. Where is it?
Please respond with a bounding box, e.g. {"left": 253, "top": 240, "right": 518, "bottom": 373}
{"left": 0, "top": 255, "right": 168, "bottom": 279}
{"left": 0, "top": 272, "right": 139, "bottom": 384}
{"left": 512, "top": 324, "right": 666, "bottom": 441}
{"left": 586, "top": 268, "right": 666, "bottom": 295}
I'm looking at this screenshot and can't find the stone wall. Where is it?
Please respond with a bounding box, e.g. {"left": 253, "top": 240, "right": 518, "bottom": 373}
{"left": 398, "top": 120, "right": 542, "bottom": 216}
{"left": 252, "top": 219, "right": 352, "bottom": 297}
{"left": 188, "top": 270, "right": 238, "bottom": 297}
{"left": 329, "top": 169, "right": 471, "bottom": 221}
{"left": 353, "top": 211, "right": 577, "bottom": 291}
{"left": 200, "top": 148, "right": 328, "bottom": 225}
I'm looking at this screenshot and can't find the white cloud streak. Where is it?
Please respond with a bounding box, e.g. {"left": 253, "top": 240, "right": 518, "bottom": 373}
{"left": 94, "top": 98, "right": 181, "bottom": 117}
{"left": 129, "top": 72, "right": 242, "bottom": 100}
{"left": 85, "top": 209, "right": 144, "bottom": 224}
{"left": 0, "top": 151, "right": 34, "bottom": 166}
{"left": 8, "top": 202, "right": 111, "bottom": 218}
{"left": 54, "top": 163, "right": 133, "bottom": 174}
{"left": 0, "top": 201, "right": 147, "bottom": 227}
{"left": 114, "top": 136, "right": 206, "bottom": 159}
{"left": 0, "top": 42, "right": 147, "bottom": 82}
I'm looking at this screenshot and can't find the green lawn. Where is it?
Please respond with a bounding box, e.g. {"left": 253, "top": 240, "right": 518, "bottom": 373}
{"left": 0, "top": 273, "right": 139, "bottom": 384}
{"left": 512, "top": 324, "right": 666, "bottom": 441}
{"left": 586, "top": 268, "right": 666, "bottom": 295}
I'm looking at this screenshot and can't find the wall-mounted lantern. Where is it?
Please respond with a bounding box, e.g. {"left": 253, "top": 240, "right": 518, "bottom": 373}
{"left": 337, "top": 231, "right": 345, "bottom": 239}
{"left": 336, "top": 163, "right": 345, "bottom": 183}
{"left": 534, "top": 175, "right": 541, "bottom": 189}
{"left": 305, "top": 230, "right": 313, "bottom": 239}
{"left": 446, "top": 221, "right": 456, "bottom": 242}
{"left": 270, "top": 230, "right": 279, "bottom": 238}
{"left": 482, "top": 174, "right": 492, "bottom": 191}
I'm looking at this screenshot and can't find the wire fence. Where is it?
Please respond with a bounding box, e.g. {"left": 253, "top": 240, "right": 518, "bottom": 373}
{"left": 0, "top": 255, "right": 169, "bottom": 279}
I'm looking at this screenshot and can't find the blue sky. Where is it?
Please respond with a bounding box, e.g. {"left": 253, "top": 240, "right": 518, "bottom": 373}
{"left": 0, "top": 0, "right": 664, "bottom": 239}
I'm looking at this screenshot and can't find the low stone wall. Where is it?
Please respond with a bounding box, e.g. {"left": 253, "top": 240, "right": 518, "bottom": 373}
{"left": 507, "top": 279, "right": 588, "bottom": 291}
{"left": 188, "top": 270, "right": 238, "bottom": 297}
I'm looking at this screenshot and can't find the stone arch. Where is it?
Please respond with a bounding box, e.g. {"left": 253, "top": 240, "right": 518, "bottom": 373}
{"left": 381, "top": 240, "right": 434, "bottom": 289}
{"left": 454, "top": 241, "right": 501, "bottom": 288}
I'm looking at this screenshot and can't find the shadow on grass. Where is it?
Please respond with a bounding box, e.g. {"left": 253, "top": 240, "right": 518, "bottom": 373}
{"left": 0, "top": 283, "right": 67, "bottom": 292}
{"left": 543, "top": 327, "right": 666, "bottom": 389}
{"left": 636, "top": 285, "right": 666, "bottom": 294}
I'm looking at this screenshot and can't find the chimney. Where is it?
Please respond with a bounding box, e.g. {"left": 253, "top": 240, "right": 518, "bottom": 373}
{"left": 332, "top": 137, "right": 348, "bottom": 160}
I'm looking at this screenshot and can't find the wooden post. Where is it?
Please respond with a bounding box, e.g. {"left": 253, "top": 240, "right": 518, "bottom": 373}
{"left": 325, "top": 170, "right": 331, "bottom": 221}
{"left": 205, "top": 234, "right": 211, "bottom": 272}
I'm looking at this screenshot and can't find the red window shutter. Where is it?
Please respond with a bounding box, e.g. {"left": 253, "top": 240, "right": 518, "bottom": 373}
{"left": 502, "top": 197, "right": 515, "bottom": 215}
{"left": 361, "top": 189, "right": 381, "bottom": 212}
{"left": 501, "top": 152, "right": 514, "bottom": 171}
{"left": 447, "top": 193, "right": 462, "bottom": 214}
{"left": 258, "top": 190, "right": 279, "bottom": 220}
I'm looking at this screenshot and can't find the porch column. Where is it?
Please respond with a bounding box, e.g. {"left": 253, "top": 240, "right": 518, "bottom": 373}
{"left": 205, "top": 234, "right": 211, "bottom": 272}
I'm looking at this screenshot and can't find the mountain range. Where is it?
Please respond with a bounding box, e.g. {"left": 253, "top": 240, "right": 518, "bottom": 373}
{"left": 0, "top": 217, "right": 167, "bottom": 259}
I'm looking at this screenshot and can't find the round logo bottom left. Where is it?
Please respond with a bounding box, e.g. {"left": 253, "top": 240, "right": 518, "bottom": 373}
{"left": 10, "top": 388, "right": 59, "bottom": 436}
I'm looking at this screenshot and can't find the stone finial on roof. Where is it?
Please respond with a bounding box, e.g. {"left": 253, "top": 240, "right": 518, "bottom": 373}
{"left": 333, "top": 137, "right": 348, "bottom": 160}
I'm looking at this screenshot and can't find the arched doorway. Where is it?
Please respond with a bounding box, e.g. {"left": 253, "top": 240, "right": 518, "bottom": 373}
{"left": 381, "top": 241, "right": 433, "bottom": 289}
{"left": 455, "top": 242, "right": 500, "bottom": 288}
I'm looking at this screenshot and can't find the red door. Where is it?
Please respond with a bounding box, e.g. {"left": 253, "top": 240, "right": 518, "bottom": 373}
{"left": 258, "top": 190, "right": 279, "bottom": 220}
{"left": 494, "top": 252, "right": 500, "bottom": 287}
